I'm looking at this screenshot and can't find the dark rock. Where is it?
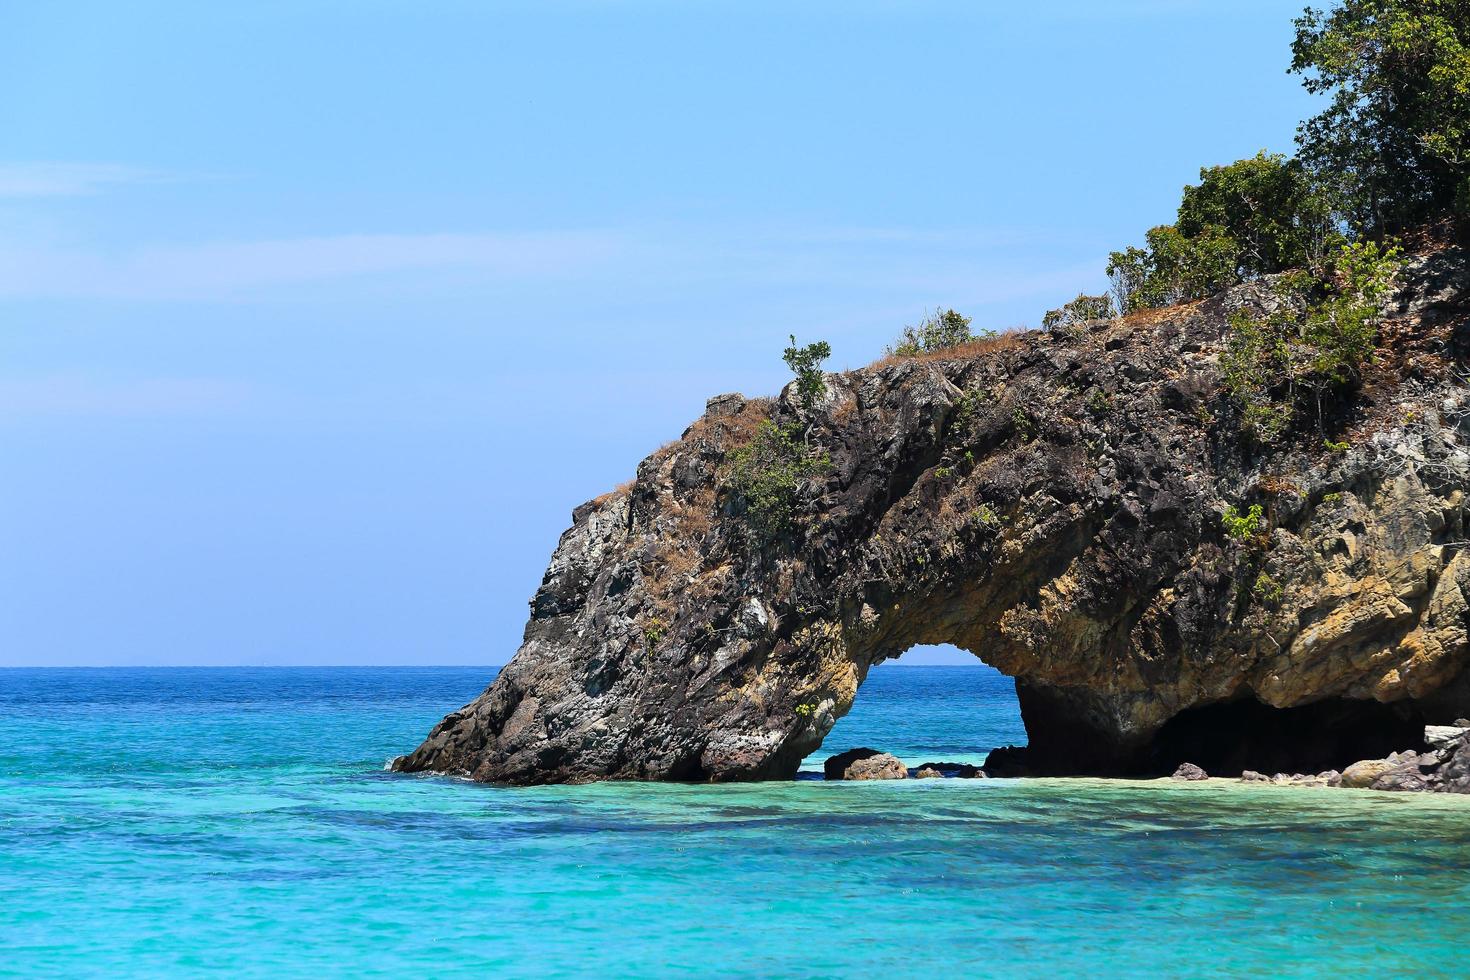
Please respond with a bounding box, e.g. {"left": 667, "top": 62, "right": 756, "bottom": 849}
{"left": 1370, "top": 761, "right": 1436, "bottom": 792}
{"left": 1438, "top": 736, "right": 1470, "bottom": 794}
{"left": 1171, "top": 762, "right": 1209, "bottom": 781}
{"left": 824, "top": 748, "right": 907, "bottom": 781}
{"left": 914, "top": 761, "right": 983, "bottom": 779}
{"left": 704, "top": 392, "right": 746, "bottom": 418}
{"left": 395, "top": 249, "right": 1470, "bottom": 785}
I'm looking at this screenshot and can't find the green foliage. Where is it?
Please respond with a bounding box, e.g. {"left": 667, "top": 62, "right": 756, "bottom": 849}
{"left": 795, "top": 702, "right": 814, "bottom": 718}
{"left": 1291, "top": 0, "right": 1470, "bottom": 235}
{"left": 887, "top": 308, "right": 991, "bottom": 356}
{"left": 1107, "top": 153, "right": 1343, "bottom": 315}
{"left": 1222, "top": 503, "right": 1266, "bottom": 543}
{"left": 1042, "top": 292, "right": 1116, "bottom": 334}
{"left": 1107, "top": 224, "right": 1241, "bottom": 313}
{"left": 1252, "top": 571, "right": 1285, "bottom": 605}
{"left": 934, "top": 466, "right": 953, "bottom": 480}
{"left": 782, "top": 335, "right": 832, "bottom": 413}
{"left": 1177, "top": 152, "right": 1339, "bottom": 275}
{"left": 1011, "top": 406, "right": 1036, "bottom": 442}
{"left": 952, "top": 386, "right": 990, "bottom": 430}
{"left": 1323, "top": 438, "right": 1350, "bottom": 453}
{"left": 644, "top": 616, "right": 668, "bottom": 651}
{"left": 726, "top": 421, "right": 830, "bottom": 540}
{"left": 970, "top": 504, "right": 1001, "bottom": 528}
{"left": 1322, "top": 491, "right": 1344, "bottom": 504}
{"left": 1221, "top": 240, "right": 1402, "bottom": 442}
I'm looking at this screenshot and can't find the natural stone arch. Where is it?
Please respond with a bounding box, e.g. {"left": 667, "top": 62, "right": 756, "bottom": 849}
{"left": 395, "top": 251, "right": 1470, "bottom": 785}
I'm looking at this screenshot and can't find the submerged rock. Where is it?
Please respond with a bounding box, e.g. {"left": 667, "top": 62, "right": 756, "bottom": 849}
{"left": 824, "top": 748, "right": 907, "bottom": 781}
{"left": 1171, "top": 762, "right": 1209, "bottom": 781}
{"left": 914, "top": 766, "right": 943, "bottom": 779}
{"left": 395, "top": 248, "right": 1470, "bottom": 785}
{"left": 914, "top": 762, "right": 984, "bottom": 779}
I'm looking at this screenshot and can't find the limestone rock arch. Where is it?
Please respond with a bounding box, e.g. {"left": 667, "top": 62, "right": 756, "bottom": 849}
{"left": 395, "top": 251, "right": 1470, "bottom": 784}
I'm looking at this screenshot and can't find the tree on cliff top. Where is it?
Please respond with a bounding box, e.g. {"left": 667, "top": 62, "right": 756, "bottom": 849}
{"left": 1291, "top": 0, "right": 1470, "bottom": 235}
{"left": 782, "top": 335, "right": 831, "bottom": 413}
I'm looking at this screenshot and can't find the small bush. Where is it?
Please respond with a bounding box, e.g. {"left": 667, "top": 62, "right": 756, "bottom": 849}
{"left": 1252, "top": 571, "right": 1285, "bottom": 605}
{"left": 1011, "top": 407, "right": 1036, "bottom": 442}
{"left": 887, "top": 309, "right": 992, "bottom": 357}
{"left": 725, "top": 421, "right": 830, "bottom": 540}
{"left": 1108, "top": 224, "right": 1241, "bottom": 313}
{"left": 1043, "top": 293, "right": 1116, "bottom": 333}
{"left": 782, "top": 335, "right": 832, "bottom": 413}
{"left": 1222, "top": 503, "right": 1265, "bottom": 543}
{"left": 1221, "top": 240, "right": 1401, "bottom": 442}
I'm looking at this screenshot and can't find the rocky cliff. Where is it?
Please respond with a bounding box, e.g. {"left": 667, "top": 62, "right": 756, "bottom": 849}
{"left": 396, "top": 246, "right": 1470, "bottom": 785}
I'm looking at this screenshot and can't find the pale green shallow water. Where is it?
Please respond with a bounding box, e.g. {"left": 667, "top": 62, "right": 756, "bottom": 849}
{"left": 4, "top": 666, "right": 1470, "bottom": 977}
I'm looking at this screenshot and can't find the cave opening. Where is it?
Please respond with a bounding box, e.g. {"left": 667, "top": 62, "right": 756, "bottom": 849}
{"left": 799, "top": 644, "right": 1025, "bottom": 774}
{"left": 1146, "top": 695, "right": 1427, "bottom": 777}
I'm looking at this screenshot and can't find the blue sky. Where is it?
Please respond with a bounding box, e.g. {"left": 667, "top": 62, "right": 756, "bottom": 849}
{"left": 2, "top": 0, "right": 1319, "bottom": 666}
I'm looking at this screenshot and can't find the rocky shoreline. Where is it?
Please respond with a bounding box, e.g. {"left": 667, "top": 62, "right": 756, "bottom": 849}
{"left": 820, "top": 724, "right": 1470, "bottom": 794}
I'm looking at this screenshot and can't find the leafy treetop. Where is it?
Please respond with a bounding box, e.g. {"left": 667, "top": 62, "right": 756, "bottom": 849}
{"left": 782, "top": 335, "right": 832, "bottom": 413}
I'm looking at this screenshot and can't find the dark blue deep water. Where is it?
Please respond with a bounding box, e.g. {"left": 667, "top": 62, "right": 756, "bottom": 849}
{"left": 4, "top": 665, "right": 1470, "bottom": 977}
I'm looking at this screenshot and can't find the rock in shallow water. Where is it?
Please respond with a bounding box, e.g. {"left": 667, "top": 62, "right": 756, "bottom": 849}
{"left": 914, "top": 762, "right": 984, "bottom": 779}
{"left": 1171, "top": 762, "right": 1208, "bottom": 781}
{"left": 824, "top": 748, "right": 907, "bottom": 781}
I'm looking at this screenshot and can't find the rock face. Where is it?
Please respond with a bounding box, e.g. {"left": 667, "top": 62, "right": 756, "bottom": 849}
{"left": 1340, "top": 759, "right": 1398, "bottom": 788}
{"left": 395, "top": 248, "right": 1470, "bottom": 785}
{"left": 824, "top": 749, "right": 907, "bottom": 781}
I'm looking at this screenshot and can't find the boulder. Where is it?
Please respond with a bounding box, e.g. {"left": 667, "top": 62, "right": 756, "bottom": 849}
{"left": 914, "top": 767, "right": 944, "bottom": 779}
{"left": 1371, "top": 762, "right": 1435, "bottom": 792}
{"left": 1340, "top": 759, "right": 1396, "bottom": 789}
{"left": 824, "top": 748, "right": 907, "bottom": 781}
{"left": 1171, "top": 762, "right": 1209, "bottom": 781}
{"left": 915, "top": 761, "right": 983, "bottom": 779}
{"left": 1425, "top": 725, "right": 1470, "bottom": 748}
{"left": 1240, "top": 770, "right": 1270, "bottom": 783}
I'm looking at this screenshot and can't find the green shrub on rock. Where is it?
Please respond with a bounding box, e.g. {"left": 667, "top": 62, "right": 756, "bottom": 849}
{"left": 887, "top": 309, "right": 991, "bottom": 356}
{"left": 725, "top": 421, "right": 830, "bottom": 541}
{"left": 1221, "top": 240, "right": 1402, "bottom": 443}
{"left": 1042, "top": 293, "right": 1116, "bottom": 334}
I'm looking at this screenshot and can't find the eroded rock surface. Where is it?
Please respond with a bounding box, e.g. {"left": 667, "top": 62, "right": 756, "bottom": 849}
{"left": 396, "top": 248, "right": 1470, "bottom": 785}
{"left": 824, "top": 749, "right": 907, "bottom": 781}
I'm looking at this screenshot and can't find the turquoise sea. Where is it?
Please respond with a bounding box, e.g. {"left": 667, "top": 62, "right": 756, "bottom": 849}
{"left": 4, "top": 665, "right": 1470, "bottom": 977}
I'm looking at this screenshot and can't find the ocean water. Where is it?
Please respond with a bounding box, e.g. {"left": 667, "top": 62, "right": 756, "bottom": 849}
{"left": 4, "top": 666, "right": 1470, "bottom": 977}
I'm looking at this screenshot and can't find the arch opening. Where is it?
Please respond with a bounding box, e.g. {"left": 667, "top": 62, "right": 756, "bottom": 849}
{"left": 799, "top": 644, "right": 1025, "bottom": 777}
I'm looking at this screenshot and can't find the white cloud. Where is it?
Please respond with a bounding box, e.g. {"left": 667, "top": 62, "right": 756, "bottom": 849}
{"left": 0, "top": 162, "right": 164, "bottom": 198}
